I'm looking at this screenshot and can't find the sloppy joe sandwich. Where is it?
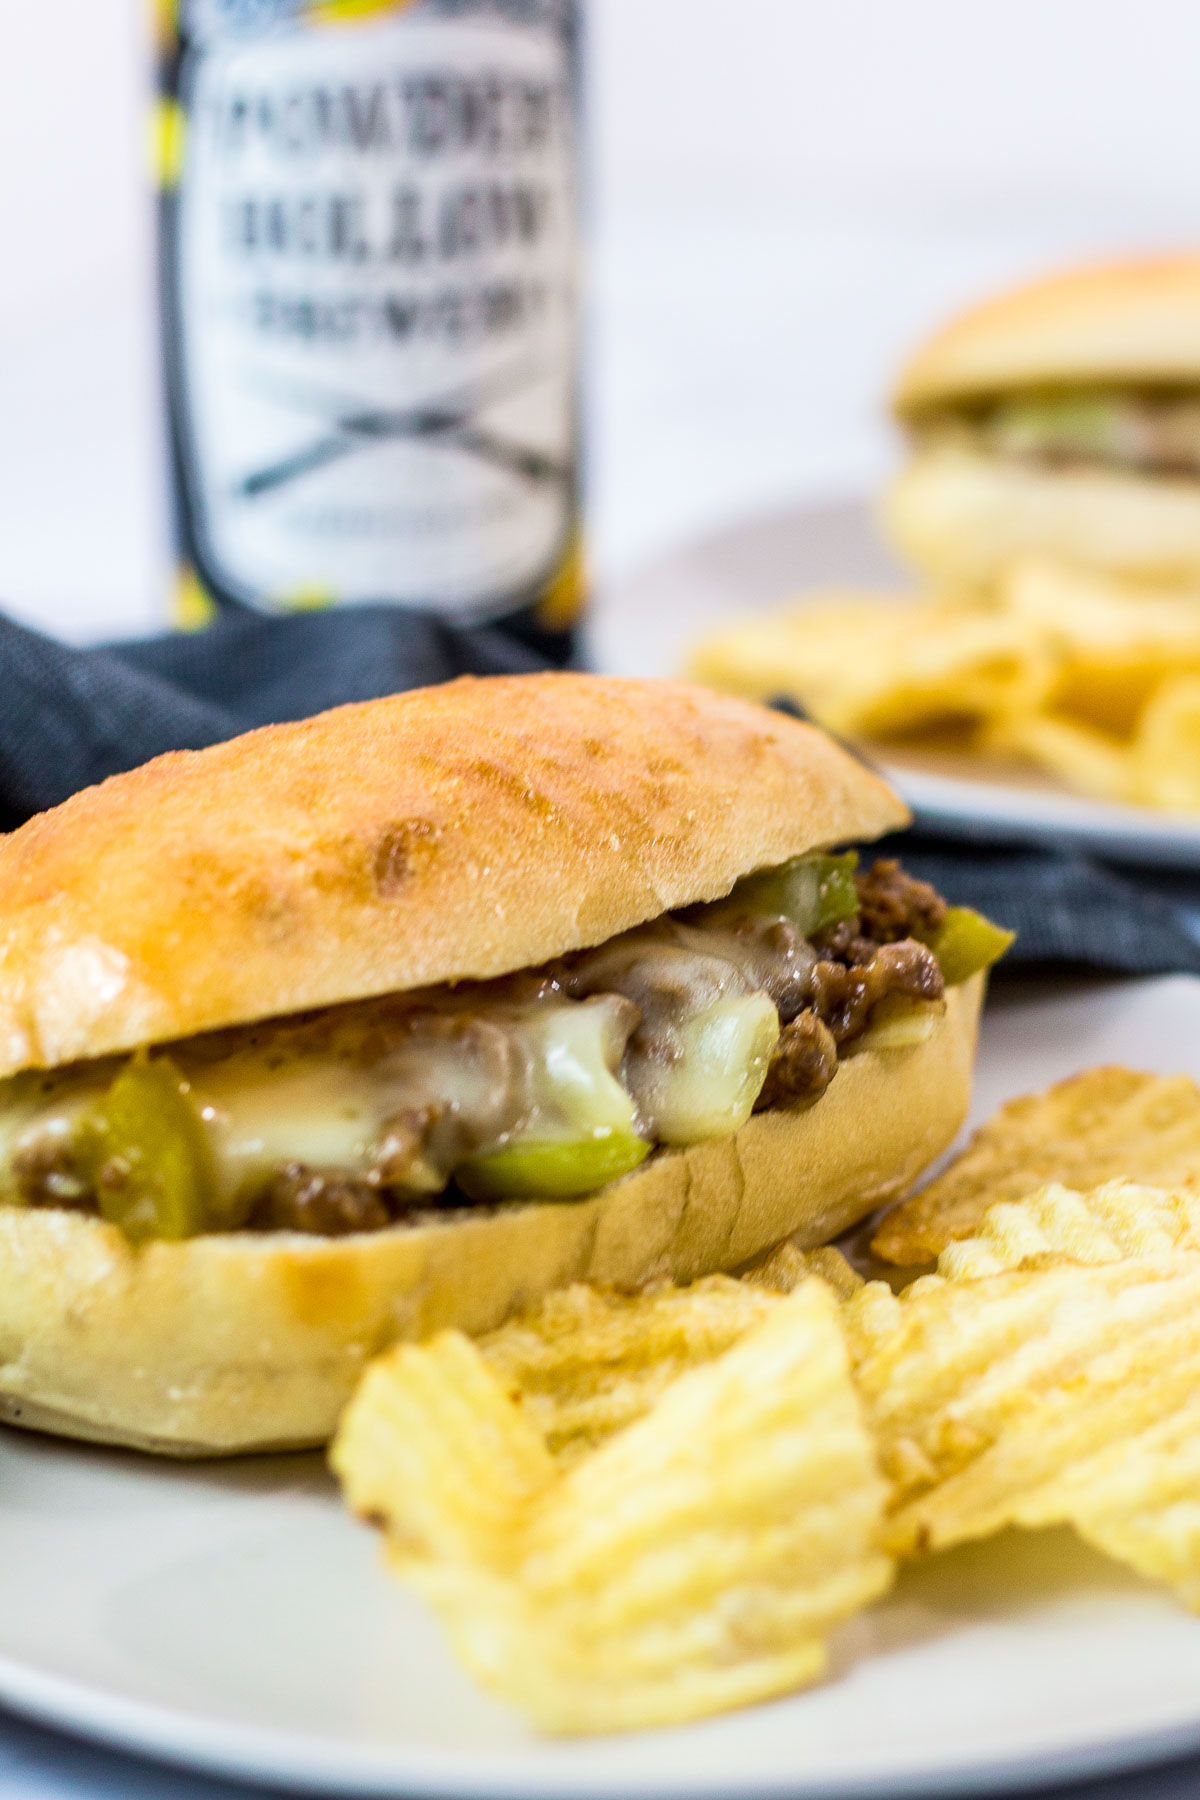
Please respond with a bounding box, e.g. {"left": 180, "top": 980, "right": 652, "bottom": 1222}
{"left": 885, "top": 255, "right": 1200, "bottom": 586}
{"left": 0, "top": 674, "right": 1004, "bottom": 1455}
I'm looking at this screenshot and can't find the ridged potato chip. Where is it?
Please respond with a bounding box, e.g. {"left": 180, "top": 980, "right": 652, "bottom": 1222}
{"left": 873, "top": 1066, "right": 1200, "bottom": 1266}
{"left": 981, "top": 710, "right": 1140, "bottom": 804}
{"left": 477, "top": 1275, "right": 781, "bottom": 1465}
{"left": 936, "top": 1177, "right": 1200, "bottom": 1280}
{"left": 687, "top": 559, "right": 1200, "bottom": 813}
{"left": 1137, "top": 676, "right": 1200, "bottom": 811}
{"left": 688, "top": 592, "right": 1051, "bottom": 740}
{"left": 333, "top": 1278, "right": 892, "bottom": 1734}
{"left": 477, "top": 1252, "right": 863, "bottom": 1465}
{"left": 849, "top": 1179, "right": 1200, "bottom": 1606}
{"left": 1004, "top": 561, "right": 1200, "bottom": 738}
{"left": 985, "top": 672, "right": 1200, "bottom": 811}
{"left": 769, "top": 1241, "right": 865, "bottom": 1300}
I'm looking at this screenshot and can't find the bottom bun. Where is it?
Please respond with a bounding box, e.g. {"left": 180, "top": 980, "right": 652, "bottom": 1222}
{"left": 0, "top": 977, "right": 982, "bottom": 1457}
{"left": 883, "top": 445, "right": 1200, "bottom": 586}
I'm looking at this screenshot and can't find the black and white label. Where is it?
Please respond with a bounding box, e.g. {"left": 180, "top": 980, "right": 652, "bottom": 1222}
{"left": 176, "top": 3, "right": 576, "bottom": 615}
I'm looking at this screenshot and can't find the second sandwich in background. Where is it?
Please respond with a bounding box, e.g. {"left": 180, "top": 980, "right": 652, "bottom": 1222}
{"left": 885, "top": 255, "right": 1200, "bottom": 589}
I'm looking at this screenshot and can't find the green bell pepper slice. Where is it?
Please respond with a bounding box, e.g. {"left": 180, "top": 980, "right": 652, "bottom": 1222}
{"left": 77, "top": 1053, "right": 218, "bottom": 1243}
{"left": 931, "top": 907, "right": 1015, "bottom": 987}
{"left": 729, "top": 850, "right": 860, "bottom": 938}
{"left": 458, "top": 1127, "right": 651, "bottom": 1201}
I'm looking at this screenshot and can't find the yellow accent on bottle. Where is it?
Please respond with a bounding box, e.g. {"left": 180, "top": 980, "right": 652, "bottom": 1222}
{"left": 173, "top": 567, "right": 217, "bottom": 631}
{"left": 277, "top": 585, "right": 336, "bottom": 612}
{"left": 150, "top": 0, "right": 179, "bottom": 53}
{"left": 151, "top": 97, "right": 186, "bottom": 189}
{"left": 306, "top": 0, "right": 417, "bottom": 24}
{"left": 537, "top": 532, "right": 587, "bottom": 631}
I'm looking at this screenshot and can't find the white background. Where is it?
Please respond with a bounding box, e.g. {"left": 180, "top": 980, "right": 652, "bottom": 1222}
{"left": 1, "top": 0, "right": 1200, "bottom": 638}
{"left": 3, "top": 14, "right": 1200, "bottom": 1800}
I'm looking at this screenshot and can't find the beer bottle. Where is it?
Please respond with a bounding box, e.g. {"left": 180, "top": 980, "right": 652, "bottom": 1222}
{"left": 153, "top": 0, "right": 581, "bottom": 659}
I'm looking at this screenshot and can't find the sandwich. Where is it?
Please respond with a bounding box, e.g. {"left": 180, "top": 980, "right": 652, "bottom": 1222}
{"left": 0, "top": 674, "right": 1003, "bottom": 1456}
{"left": 884, "top": 255, "right": 1200, "bottom": 586}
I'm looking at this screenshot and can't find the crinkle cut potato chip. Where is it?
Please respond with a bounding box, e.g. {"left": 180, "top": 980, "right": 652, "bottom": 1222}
{"left": 981, "top": 710, "right": 1141, "bottom": 804}
{"left": 329, "top": 1176, "right": 1200, "bottom": 1729}
{"left": 686, "top": 559, "right": 1200, "bottom": 812}
{"left": 476, "top": 1275, "right": 781, "bottom": 1466}
{"left": 1003, "top": 561, "right": 1200, "bottom": 737}
{"left": 936, "top": 1177, "right": 1200, "bottom": 1280}
{"left": 773, "top": 1241, "right": 866, "bottom": 1301}
{"left": 849, "top": 1179, "right": 1200, "bottom": 1606}
{"left": 872, "top": 1066, "right": 1200, "bottom": 1267}
{"left": 1138, "top": 674, "right": 1200, "bottom": 811}
{"left": 332, "top": 1278, "right": 892, "bottom": 1734}
{"left": 476, "top": 1250, "right": 862, "bottom": 1466}
{"left": 687, "top": 589, "right": 1053, "bottom": 740}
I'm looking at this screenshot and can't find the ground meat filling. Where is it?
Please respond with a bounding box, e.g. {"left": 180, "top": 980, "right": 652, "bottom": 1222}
{"left": 4, "top": 854, "right": 956, "bottom": 1235}
{"left": 252, "top": 1165, "right": 394, "bottom": 1236}
{"left": 759, "top": 860, "right": 948, "bottom": 1102}
{"left": 810, "top": 939, "right": 944, "bottom": 1046}
{"left": 852, "top": 859, "right": 947, "bottom": 946}
{"left": 12, "top": 1137, "right": 89, "bottom": 1210}
{"left": 755, "top": 1013, "right": 839, "bottom": 1111}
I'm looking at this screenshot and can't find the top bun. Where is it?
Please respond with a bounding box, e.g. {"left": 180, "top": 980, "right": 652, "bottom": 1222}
{"left": 894, "top": 255, "right": 1200, "bottom": 416}
{"left": 0, "top": 675, "right": 906, "bottom": 1078}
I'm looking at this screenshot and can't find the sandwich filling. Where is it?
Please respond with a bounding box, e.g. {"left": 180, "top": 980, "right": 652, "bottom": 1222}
{"left": 911, "top": 387, "right": 1200, "bottom": 480}
{"left": 0, "top": 854, "right": 1010, "bottom": 1242}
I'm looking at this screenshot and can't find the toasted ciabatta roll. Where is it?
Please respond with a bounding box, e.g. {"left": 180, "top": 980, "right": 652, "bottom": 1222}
{"left": 885, "top": 256, "right": 1200, "bottom": 586}
{"left": 0, "top": 675, "right": 992, "bottom": 1455}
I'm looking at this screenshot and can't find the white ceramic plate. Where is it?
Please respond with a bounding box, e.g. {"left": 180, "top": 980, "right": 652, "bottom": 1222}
{"left": 5, "top": 975, "right": 1200, "bottom": 1797}
{"left": 591, "top": 499, "right": 1200, "bottom": 869}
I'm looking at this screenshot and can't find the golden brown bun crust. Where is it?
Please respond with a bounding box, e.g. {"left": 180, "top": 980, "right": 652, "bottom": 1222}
{"left": 894, "top": 256, "right": 1200, "bottom": 415}
{"left": 0, "top": 675, "right": 907, "bottom": 1078}
{"left": 0, "top": 978, "right": 981, "bottom": 1456}
{"left": 882, "top": 445, "right": 1200, "bottom": 586}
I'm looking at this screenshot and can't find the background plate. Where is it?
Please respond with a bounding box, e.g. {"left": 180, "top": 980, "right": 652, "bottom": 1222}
{"left": 5, "top": 978, "right": 1200, "bottom": 1796}
{"left": 591, "top": 499, "right": 1200, "bottom": 869}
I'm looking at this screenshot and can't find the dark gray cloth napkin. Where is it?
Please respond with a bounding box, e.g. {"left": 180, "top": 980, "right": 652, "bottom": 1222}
{"left": 3, "top": 606, "right": 1200, "bottom": 978}
{"left": 882, "top": 832, "right": 1200, "bottom": 977}
{"left": 0, "top": 606, "right": 543, "bottom": 828}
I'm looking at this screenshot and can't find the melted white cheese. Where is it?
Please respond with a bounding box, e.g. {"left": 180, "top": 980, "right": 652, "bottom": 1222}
{"left": 0, "top": 921, "right": 796, "bottom": 1214}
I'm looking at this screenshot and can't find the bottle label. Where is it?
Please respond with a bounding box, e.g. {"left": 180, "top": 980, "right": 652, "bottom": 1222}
{"left": 166, "top": 0, "right": 577, "bottom": 620}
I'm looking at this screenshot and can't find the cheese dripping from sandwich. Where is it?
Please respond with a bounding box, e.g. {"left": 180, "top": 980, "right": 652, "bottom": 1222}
{"left": 0, "top": 854, "right": 1009, "bottom": 1242}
